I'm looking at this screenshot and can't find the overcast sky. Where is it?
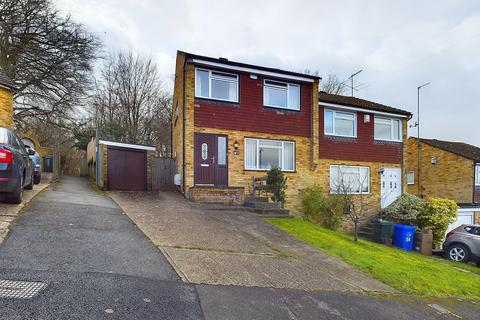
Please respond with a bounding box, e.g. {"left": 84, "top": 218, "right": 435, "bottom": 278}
{"left": 55, "top": 0, "right": 480, "bottom": 145}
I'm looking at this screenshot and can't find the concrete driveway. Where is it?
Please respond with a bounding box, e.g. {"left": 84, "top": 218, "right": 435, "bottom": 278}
{"left": 109, "top": 191, "right": 393, "bottom": 293}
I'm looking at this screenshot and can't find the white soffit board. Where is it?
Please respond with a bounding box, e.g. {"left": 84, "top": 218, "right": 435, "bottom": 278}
{"left": 319, "top": 102, "right": 408, "bottom": 118}
{"left": 191, "top": 59, "right": 315, "bottom": 83}
{"left": 99, "top": 140, "right": 156, "bottom": 151}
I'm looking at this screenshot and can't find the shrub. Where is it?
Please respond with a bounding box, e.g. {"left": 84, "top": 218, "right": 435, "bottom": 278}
{"left": 300, "top": 185, "right": 344, "bottom": 230}
{"left": 384, "top": 193, "right": 425, "bottom": 225}
{"left": 266, "top": 167, "right": 287, "bottom": 206}
{"left": 416, "top": 198, "right": 458, "bottom": 245}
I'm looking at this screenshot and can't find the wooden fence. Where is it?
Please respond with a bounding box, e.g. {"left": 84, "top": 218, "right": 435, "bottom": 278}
{"left": 152, "top": 157, "right": 177, "bottom": 191}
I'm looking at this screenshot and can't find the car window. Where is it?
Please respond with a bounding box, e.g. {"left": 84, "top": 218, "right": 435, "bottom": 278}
{"left": 464, "top": 226, "right": 479, "bottom": 235}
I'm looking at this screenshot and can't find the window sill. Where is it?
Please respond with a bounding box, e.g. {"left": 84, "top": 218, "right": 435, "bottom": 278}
{"left": 263, "top": 105, "right": 301, "bottom": 113}
{"left": 374, "top": 138, "right": 402, "bottom": 143}
{"left": 195, "top": 96, "right": 239, "bottom": 105}
{"left": 324, "top": 133, "right": 357, "bottom": 139}
{"left": 244, "top": 168, "right": 296, "bottom": 173}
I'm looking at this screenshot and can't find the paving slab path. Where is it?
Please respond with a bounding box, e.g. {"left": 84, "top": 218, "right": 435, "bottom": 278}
{"left": 109, "top": 191, "right": 393, "bottom": 293}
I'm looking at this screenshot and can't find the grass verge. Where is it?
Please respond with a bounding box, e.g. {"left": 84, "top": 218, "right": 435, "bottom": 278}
{"left": 266, "top": 217, "right": 480, "bottom": 298}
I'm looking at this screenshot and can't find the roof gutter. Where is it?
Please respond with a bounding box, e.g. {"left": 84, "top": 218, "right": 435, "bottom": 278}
{"left": 319, "top": 102, "right": 410, "bottom": 118}
{"left": 191, "top": 58, "right": 316, "bottom": 83}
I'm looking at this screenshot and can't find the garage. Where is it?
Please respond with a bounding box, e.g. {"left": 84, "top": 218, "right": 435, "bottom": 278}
{"left": 446, "top": 208, "right": 478, "bottom": 233}
{"left": 108, "top": 146, "right": 147, "bottom": 190}
{"left": 96, "top": 140, "right": 156, "bottom": 191}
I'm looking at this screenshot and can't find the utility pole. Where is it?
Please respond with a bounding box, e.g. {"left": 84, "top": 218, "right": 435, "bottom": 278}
{"left": 416, "top": 82, "right": 430, "bottom": 197}
{"left": 348, "top": 69, "right": 363, "bottom": 97}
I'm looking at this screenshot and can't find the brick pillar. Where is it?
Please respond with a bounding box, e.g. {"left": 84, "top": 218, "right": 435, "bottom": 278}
{"left": 0, "top": 87, "right": 13, "bottom": 128}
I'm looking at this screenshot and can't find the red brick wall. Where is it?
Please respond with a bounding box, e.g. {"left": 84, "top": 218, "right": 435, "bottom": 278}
{"left": 194, "top": 71, "right": 312, "bottom": 137}
{"left": 318, "top": 106, "right": 403, "bottom": 163}
{"left": 474, "top": 186, "right": 480, "bottom": 203}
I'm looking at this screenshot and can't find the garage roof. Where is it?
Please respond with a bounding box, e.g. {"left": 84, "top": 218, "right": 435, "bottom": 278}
{"left": 98, "top": 140, "right": 156, "bottom": 151}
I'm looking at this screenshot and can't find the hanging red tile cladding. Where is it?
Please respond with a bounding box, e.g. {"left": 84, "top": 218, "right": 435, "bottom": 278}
{"left": 318, "top": 106, "right": 403, "bottom": 163}
{"left": 193, "top": 73, "right": 312, "bottom": 137}
{"left": 474, "top": 186, "right": 480, "bottom": 203}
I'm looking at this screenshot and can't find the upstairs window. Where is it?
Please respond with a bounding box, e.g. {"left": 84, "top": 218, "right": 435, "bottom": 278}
{"left": 330, "top": 165, "right": 370, "bottom": 194}
{"left": 263, "top": 80, "right": 300, "bottom": 111}
{"left": 324, "top": 109, "right": 356, "bottom": 137}
{"left": 374, "top": 116, "right": 401, "bottom": 142}
{"left": 475, "top": 165, "right": 480, "bottom": 186}
{"left": 195, "top": 68, "right": 238, "bottom": 102}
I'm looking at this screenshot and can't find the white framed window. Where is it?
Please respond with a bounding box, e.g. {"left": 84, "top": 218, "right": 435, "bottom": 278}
{"left": 330, "top": 165, "right": 370, "bottom": 194}
{"left": 195, "top": 68, "right": 239, "bottom": 102}
{"left": 407, "top": 171, "right": 415, "bottom": 185}
{"left": 475, "top": 165, "right": 480, "bottom": 186}
{"left": 324, "top": 109, "right": 356, "bottom": 137}
{"left": 263, "top": 80, "right": 300, "bottom": 111}
{"left": 374, "top": 116, "right": 402, "bottom": 142}
{"left": 244, "top": 138, "right": 295, "bottom": 172}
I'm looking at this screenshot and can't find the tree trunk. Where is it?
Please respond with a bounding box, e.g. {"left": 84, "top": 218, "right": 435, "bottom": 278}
{"left": 354, "top": 220, "right": 359, "bottom": 242}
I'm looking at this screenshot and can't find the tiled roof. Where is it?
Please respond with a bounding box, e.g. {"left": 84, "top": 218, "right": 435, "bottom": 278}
{"left": 0, "top": 71, "right": 15, "bottom": 90}
{"left": 318, "top": 92, "right": 411, "bottom": 116}
{"left": 417, "top": 138, "right": 480, "bottom": 162}
{"left": 180, "top": 51, "right": 320, "bottom": 81}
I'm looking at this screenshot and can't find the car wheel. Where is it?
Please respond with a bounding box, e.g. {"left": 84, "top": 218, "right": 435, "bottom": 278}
{"left": 24, "top": 171, "right": 34, "bottom": 190}
{"left": 6, "top": 174, "right": 23, "bottom": 204}
{"left": 33, "top": 175, "right": 40, "bottom": 184}
{"left": 447, "top": 244, "right": 471, "bottom": 263}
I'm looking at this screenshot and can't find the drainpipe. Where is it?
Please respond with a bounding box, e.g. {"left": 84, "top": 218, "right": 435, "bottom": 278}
{"left": 182, "top": 56, "right": 187, "bottom": 195}
{"left": 95, "top": 128, "right": 99, "bottom": 188}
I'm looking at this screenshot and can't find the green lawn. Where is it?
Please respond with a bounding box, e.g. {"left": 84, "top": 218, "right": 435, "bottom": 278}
{"left": 267, "top": 218, "right": 480, "bottom": 298}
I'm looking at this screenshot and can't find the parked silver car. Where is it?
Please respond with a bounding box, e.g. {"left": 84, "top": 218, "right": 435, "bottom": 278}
{"left": 443, "top": 224, "right": 480, "bottom": 264}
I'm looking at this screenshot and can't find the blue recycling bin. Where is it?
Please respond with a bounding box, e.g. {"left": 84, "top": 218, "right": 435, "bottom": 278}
{"left": 393, "top": 224, "right": 416, "bottom": 251}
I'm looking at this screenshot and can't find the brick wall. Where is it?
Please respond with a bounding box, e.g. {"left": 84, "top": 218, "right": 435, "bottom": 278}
{"left": 189, "top": 126, "right": 402, "bottom": 217}
{"left": 172, "top": 52, "right": 186, "bottom": 190}
{"left": 190, "top": 186, "right": 245, "bottom": 205}
{"left": 0, "top": 87, "right": 13, "bottom": 128}
{"left": 406, "top": 138, "right": 474, "bottom": 203}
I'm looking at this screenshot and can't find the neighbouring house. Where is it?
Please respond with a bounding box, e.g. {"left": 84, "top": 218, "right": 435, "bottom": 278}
{"left": 406, "top": 137, "right": 480, "bottom": 229}
{"left": 171, "top": 50, "right": 412, "bottom": 216}
{"left": 19, "top": 134, "right": 53, "bottom": 172}
{"left": 86, "top": 138, "right": 156, "bottom": 191}
{"left": 0, "top": 71, "right": 15, "bottom": 129}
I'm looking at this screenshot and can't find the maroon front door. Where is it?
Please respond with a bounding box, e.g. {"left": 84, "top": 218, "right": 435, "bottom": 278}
{"left": 194, "top": 133, "right": 228, "bottom": 186}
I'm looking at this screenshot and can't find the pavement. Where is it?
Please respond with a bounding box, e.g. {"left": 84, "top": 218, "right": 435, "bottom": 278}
{"left": 108, "top": 191, "right": 393, "bottom": 292}
{"left": 0, "top": 176, "right": 476, "bottom": 319}
{"left": 0, "top": 173, "right": 52, "bottom": 244}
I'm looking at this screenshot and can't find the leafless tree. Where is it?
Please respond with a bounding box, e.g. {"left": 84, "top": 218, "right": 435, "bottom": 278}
{"left": 89, "top": 51, "right": 172, "bottom": 151}
{"left": 0, "top": 0, "right": 100, "bottom": 128}
{"left": 331, "top": 169, "right": 370, "bottom": 241}
{"left": 321, "top": 73, "right": 348, "bottom": 95}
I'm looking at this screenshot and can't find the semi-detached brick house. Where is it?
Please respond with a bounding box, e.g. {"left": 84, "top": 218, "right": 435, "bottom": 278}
{"left": 172, "top": 51, "right": 412, "bottom": 216}
{"left": 406, "top": 138, "right": 480, "bottom": 227}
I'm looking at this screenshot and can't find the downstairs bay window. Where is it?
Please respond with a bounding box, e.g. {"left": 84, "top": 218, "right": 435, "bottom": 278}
{"left": 244, "top": 138, "right": 295, "bottom": 171}
{"left": 330, "top": 165, "right": 370, "bottom": 194}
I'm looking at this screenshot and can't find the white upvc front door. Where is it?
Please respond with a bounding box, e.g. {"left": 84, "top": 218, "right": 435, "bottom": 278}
{"left": 381, "top": 168, "right": 402, "bottom": 208}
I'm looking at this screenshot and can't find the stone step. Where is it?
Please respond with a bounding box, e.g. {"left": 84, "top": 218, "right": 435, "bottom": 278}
{"left": 244, "top": 201, "right": 281, "bottom": 209}
{"left": 244, "top": 196, "right": 268, "bottom": 203}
